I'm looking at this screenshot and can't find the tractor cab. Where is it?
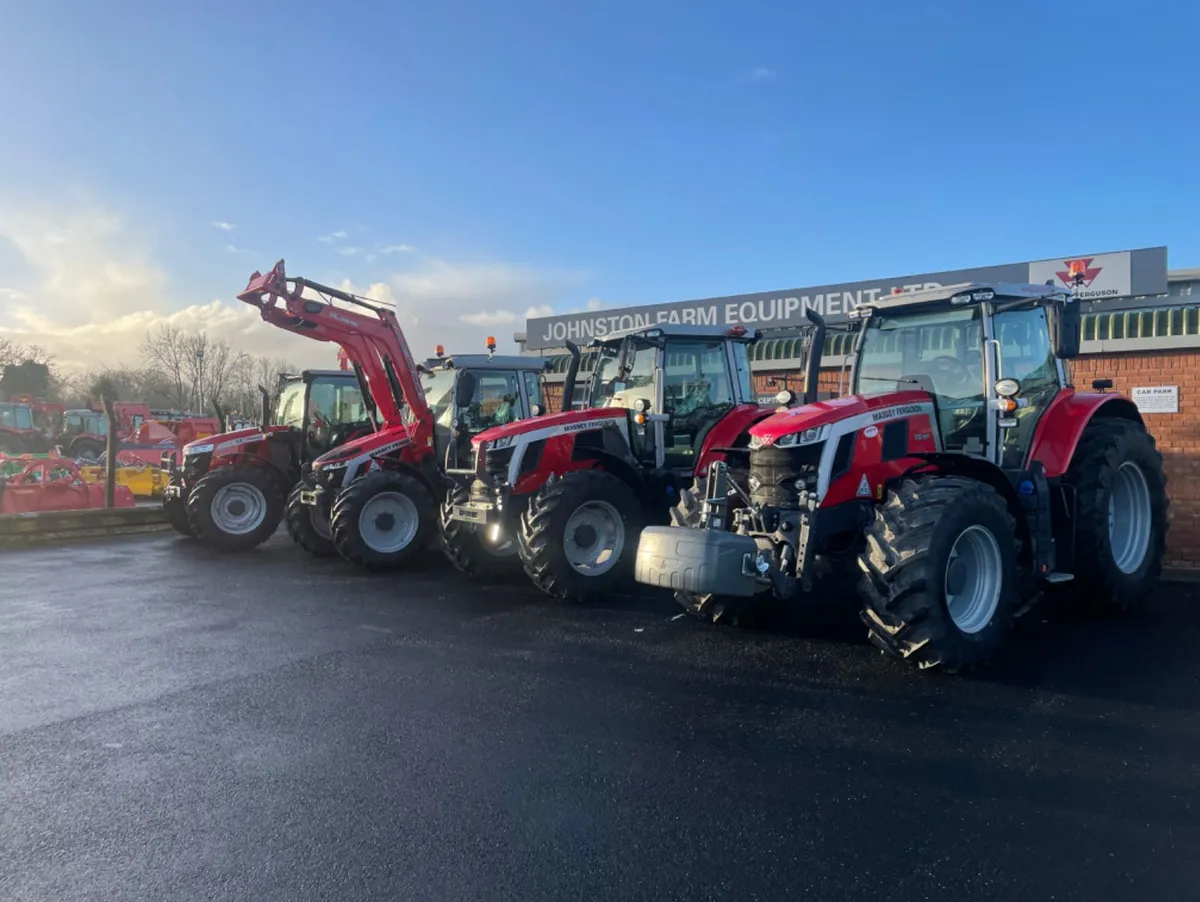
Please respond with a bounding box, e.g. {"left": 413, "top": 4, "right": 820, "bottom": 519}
{"left": 418, "top": 343, "right": 551, "bottom": 469}
{"left": 62, "top": 409, "right": 109, "bottom": 438}
{"left": 844, "top": 282, "right": 1080, "bottom": 468}
{"left": 586, "top": 324, "right": 758, "bottom": 471}
{"left": 271, "top": 369, "right": 374, "bottom": 462}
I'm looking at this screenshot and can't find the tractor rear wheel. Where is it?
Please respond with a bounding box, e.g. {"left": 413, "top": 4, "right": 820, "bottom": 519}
{"left": 857, "top": 475, "right": 1021, "bottom": 673}
{"left": 439, "top": 483, "right": 519, "bottom": 577}
{"left": 70, "top": 438, "right": 105, "bottom": 462}
{"left": 163, "top": 477, "right": 195, "bottom": 538}
{"left": 330, "top": 469, "right": 434, "bottom": 570}
{"left": 186, "top": 464, "right": 286, "bottom": 551}
{"left": 1061, "top": 416, "right": 1168, "bottom": 611}
{"left": 517, "top": 469, "right": 643, "bottom": 603}
{"left": 285, "top": 475, "right": 337, "bottom": 558}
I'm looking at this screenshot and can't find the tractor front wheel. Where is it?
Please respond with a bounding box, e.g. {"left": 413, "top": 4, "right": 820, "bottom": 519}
{"left": 1061, "top": 417, "right": 1168, "bottom": 611}
{"left": 285, "top": 475, "right": 337, "bottom": 558}
{"left": 857, "top": 475, "right": 1021, "bottom": 673}
{"left": 517, "top": 469, "right": 643, "bottom": 603}
{"left": 330, "top": 470, "right": 434, "bottom": 571}
{"left": 439, "top": 483, "right": 519, "bottom": 577}
{"left": 70, "top": 438, "right": 106, "bottom": 462}
{"left": 186, "top": 464, "right": 286, "bottom": 551}
{"left": 163, "top": 477, "right": 195, "bottom": 538}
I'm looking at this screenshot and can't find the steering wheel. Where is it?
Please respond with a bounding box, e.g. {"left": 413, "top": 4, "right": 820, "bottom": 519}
{"left": 930, "top": 355, "right": 974, "bottom": 393}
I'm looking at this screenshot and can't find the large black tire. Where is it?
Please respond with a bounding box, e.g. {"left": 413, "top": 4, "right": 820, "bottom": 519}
{"left": 439, "top": 483, "right": 520, "bottom": 577}
{"left": 517, "top": 469, "right": 644, "bottom": 603}
{"left": 1060, "top": 416, "right": 1168, "bottom": 611}
{"left": 857, "top": 476, "right": 1021, "bottom": 673}
{"left": 285, "top": 475, "right": 337, "bottom": 558}
{"left": 330, "top": 469, "right": 435, "bottom": 571}
{"left": 186, "top": 464, "right": 287, "bottom": 552}
{"left": 163, "top": 477, "right": 195, "bottom": 538}
{"left": 69, "top": 438, "right": 106, "bottom": 462}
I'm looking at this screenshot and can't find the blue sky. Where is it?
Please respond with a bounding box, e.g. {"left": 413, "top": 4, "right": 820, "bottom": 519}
{"left": 0, "top": 0, "right": 1196, "bottom": 368}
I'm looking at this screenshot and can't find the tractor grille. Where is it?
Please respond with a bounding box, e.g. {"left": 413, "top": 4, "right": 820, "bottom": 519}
{"left": 485, "top": 445, "right": 514, "bottom": 482}
{"left": 749, "top": 443, "right": 823, "bottom": 511}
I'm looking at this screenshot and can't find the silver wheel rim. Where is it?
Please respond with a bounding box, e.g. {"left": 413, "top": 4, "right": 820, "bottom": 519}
{"left": 563, "top": 500, "right": 625, "bottom": 577}
{"left": 311, "top": 504, "right": 332, "bottom": 541}
{"left": 358, "top": 491, "right": 419, "bottom": 554}
{"left": 1109, "top": 461, "right": 1152, "bottom": 575}
{"left": 211, "top": 483, "right": 268, "bottom": 536}
{"left": 944, "top": 524, "right": 1003, "bottom": 634}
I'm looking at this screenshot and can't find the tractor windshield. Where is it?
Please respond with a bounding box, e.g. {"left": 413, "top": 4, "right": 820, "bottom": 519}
{"left": 855, "top": 307, "right": 987, "bottom": 453}
{"left": 308, "top": 378, "right": 370, "bottom": 426}
{"left": 274, "top": 380, "right": 307, "bottom": 429}
{"left": 0, "top": 405, "right": 34, "bottom": 430}
{"left": 588, "top": 338, "right": 657, "bottom": 409}
{"left": 420, "top": 368, "right": 457, "bottom": 430}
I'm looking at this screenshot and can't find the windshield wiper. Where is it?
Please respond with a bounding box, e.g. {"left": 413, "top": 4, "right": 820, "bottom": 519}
{"left": 859, "top": 376, "right": 922, "bottom": 385}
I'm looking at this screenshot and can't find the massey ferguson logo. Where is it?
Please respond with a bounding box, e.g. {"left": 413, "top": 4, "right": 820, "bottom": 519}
{"left": 562, "top": 421, "right": 605, "bottom": 434}
{"left": 871, "top": 404, "right": 925, "bottom": 422}
{"left": 1057, "top": 258, "right": 1102, "bottom": 288}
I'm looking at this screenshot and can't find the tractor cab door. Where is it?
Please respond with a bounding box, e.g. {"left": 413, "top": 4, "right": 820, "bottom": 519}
{"left": 990, "top": 304, "right": 1063, "bottom": 468}
{"left": 659, "top": 338, "right": 745, "bottom": 471}
{"left": 303, "top": 376, "right": 373, "bottom": 459}
{"left": 591, "top": 338, "right": 662, "bottom": 467}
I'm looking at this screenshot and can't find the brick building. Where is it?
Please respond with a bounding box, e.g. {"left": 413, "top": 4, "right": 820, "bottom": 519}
{"left": 518, "top": 250, "right": 1200, "bottom": 569}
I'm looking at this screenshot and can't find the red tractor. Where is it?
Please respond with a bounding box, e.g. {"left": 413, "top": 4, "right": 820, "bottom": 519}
{"left": 0, "top": 397, "right": 64, "bottom": 455}
{"left": 163, "top": 368, "right": 374, "bottom": 548}
{"left": 443, "top": 319, "right": 826, "bottom": 599}
{"left": 233, "top": 261, "right": 564, "bottom": 569}
{"left": 635, "top": 282, "right": 1169, "bottom": 672}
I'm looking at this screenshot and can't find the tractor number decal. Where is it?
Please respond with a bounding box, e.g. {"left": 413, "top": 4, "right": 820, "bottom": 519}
{"left": 870, "top": 404, "right": 925, "bottom": 423}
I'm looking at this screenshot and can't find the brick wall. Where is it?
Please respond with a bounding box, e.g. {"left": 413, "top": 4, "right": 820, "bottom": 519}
{"left": 750, "top": 351, "right": 1200, "bottom": 569}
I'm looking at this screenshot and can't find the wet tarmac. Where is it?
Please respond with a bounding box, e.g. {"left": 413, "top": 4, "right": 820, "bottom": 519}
{"left": 2, "top": 532, "right": 1198, "bottom": 901}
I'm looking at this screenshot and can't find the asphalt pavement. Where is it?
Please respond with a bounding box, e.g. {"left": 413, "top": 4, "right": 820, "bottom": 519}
{"left": 1, "top": 531, "right": 1198, "bottom": 901}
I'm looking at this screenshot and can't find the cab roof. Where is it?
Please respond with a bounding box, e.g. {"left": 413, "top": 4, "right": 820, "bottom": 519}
{"left": 590, "top": 323, "right": 756, "bottom": 345}
{"left": 423, "top": 354, "right": 548, "bottom": 372}
{"left": 855, "top": 281, "right": 1073, "bottom": 316}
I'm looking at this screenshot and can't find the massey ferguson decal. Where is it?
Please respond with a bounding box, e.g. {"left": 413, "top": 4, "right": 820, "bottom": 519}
{"left": 368, "top": 437, "right": 412, "bottom": 456}
{"left": 214, "top": 434, "right": 266, "bottom": 452}
{"left": 561, "top": 421, "right": 606, "bottom": 434}
{"left": 870, "top": 404, "right": 925, "bottom": 422}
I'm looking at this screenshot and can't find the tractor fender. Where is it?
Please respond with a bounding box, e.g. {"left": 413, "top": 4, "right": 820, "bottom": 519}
{"left": 546, "top": 446, "right": 642, "bottom": 500}
{"left": 897, "top": 452, "right": 1034, "bottom": 568}
{"left": 694, "top": 403, "right": 773, "bottom": 477}
{"left": 1025, "top": 390, "right": 1143, "bottom": 478}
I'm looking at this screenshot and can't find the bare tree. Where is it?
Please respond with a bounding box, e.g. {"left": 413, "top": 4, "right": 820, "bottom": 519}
{"left": 140, "top": 326, "right": 191, "bottom": 408}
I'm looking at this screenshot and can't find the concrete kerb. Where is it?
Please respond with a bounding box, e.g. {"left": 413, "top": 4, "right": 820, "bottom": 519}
{"left": 0, "top": 506, "right": 170, "bottom": 547}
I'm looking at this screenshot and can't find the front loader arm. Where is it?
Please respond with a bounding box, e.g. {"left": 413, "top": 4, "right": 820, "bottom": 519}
{"left": 237, "top": 260, "right": 432, "bottom": 429}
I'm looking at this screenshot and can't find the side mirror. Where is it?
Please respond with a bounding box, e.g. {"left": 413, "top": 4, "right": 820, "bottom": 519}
{"left": 1048, "top": 300, "right": 1081, "bottom": 359}
{"left": 454, "top": 371, "right": 477, "bottom": 409}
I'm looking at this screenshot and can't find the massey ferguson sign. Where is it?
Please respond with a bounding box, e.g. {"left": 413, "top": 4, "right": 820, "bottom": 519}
{"left": 524, "top": 246, "right": 1168, "bottom": 350}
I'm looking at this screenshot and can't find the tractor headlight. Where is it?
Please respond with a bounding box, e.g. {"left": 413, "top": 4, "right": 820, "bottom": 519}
{"left": 774, "top": 425, "right": 829, "bottom": 448}
{"left": 185, "top": 443, "right": 214, "bottom": 455}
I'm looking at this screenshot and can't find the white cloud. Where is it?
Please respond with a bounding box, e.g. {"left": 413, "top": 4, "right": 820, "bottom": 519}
{"left": 336, "top": 246, "right": 361, "bottom": 257}
{"left": 212, "top": 221, "right": 236, "bottom": 231}
{"left": 317, "top": 230, "right": 348, "bottom": 243}
{"left": 0, "top": 203, "right": 586, "bottom": 373}
{"left": 380, "top": 244, "right": 414, "bottom": 255}
{"left": 225, "top": 244, "right": 256, "bottom": 256}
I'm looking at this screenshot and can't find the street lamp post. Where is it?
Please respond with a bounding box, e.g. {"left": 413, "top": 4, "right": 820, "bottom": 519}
{"left": 195, "top": 347, "right": 205, "bottom": 413}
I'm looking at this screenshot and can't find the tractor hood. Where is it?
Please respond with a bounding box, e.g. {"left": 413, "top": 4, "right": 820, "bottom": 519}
{"left": 180, "top": 425, "right": 289, "bottom": 455}
{"left": 311, "top": 424, "right": 413, "bottom": 470}
{"left": 750, "top": 390, "right": 934, "bottom": 446}
{"left": 472, "top": 408, "right": 628, "bottom": 447}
